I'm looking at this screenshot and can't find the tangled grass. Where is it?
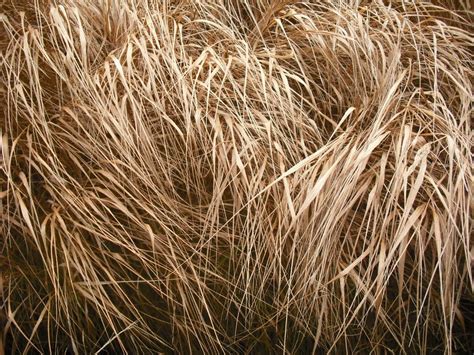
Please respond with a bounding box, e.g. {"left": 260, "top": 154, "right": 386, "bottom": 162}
{"left": 1, "top": 0, "right": 473, "bottom": 353}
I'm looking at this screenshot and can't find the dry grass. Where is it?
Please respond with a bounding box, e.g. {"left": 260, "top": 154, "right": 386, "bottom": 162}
{"left": 1, "top": 0, "right": 473, "bottom": 353}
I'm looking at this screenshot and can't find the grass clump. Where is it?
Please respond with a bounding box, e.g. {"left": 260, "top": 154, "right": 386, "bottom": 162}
{"left": 1, "top": 0, "right": 473, "bottom": 353}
